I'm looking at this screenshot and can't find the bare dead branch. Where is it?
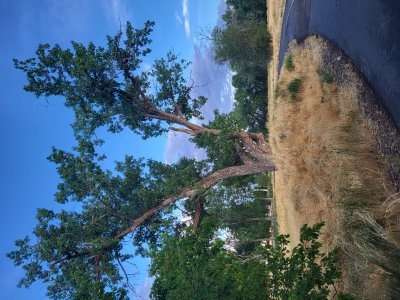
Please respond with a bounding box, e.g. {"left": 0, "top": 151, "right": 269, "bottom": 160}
{"left": 117, "top": 258, "right": 135, "bottom": 294}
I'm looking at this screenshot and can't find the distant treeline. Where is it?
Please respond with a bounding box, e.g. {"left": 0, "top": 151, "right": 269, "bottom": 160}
{"left": 212, "top": 0, "right": 270, "bottom": 133}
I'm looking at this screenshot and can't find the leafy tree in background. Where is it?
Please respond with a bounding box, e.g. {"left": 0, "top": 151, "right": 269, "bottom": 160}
{"left": 149, "top": 219, "right": 268, "bottom": 300}
{"left": 149, "top": 222, "right": 344, "bottom": 300}
{"left": 8, "top": 21, "right": 276, "bottom": 298}
{"left": 204, "top": 182, "right": 271, "bottom": 254}
{"left": 225, "top": 0, "right": 266, "bottom": 20}
{"left": 211, "top": 0, "right": 270, "bottom": 132}
{"left": 266, "top": 223, "right": 343, "bottom": 299}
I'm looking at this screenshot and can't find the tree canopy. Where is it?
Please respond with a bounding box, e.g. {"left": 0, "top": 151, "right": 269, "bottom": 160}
{"left": 149, "top": 221, "right": 344, "bottom": 300}
{"left": 8, "top": 20, "right": 275, "bottom": 299}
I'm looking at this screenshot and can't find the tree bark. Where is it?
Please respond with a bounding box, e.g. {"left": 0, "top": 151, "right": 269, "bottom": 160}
{"left": 192, "top": 197, "right": 204, "bottom": 232}
{"left": 50, "top": 114, "right": 276, "bottom": 267}
{"left": 116, "top": 156, "right": 275, "bottom": 240}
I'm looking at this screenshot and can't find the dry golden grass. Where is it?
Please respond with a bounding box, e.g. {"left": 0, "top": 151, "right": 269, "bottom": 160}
{"left": 268, "top": 36, "right": 400, "bottom": 298}
{"left": 267, "top": 0, "right": 286, "bottom": 114}
{"left": 270, "top": 37, "right": 347, "bottom": 248}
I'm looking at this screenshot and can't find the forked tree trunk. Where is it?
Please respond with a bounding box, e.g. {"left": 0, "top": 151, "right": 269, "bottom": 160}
{"left": 52, "top": 131, "right": 276, "bottom": 266}
{"left": 116, "top": 150, "right": 275, "bottom": 239}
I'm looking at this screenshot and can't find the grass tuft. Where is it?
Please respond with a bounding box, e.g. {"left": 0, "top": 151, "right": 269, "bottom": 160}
{"left": 317, "top": 68, "right": 334, "bottom": 84}
{"left": 287, "top": 77, "right": 302, "bottom": 100}
{"left": 285, "top": 54, "right": 295, "bottom": 71}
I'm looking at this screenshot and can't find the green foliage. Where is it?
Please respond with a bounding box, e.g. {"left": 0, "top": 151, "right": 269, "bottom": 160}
{"left": 211, "top": 0, "right": 270, "bottom": 132}
{"left": 191, "top": 110, "right": 244, "bottom": 170}
{"left": 205, "top": 179, "right": 272, "bottom": 254}
{"left": 151, "top": 52, "right": 207, "bottom": 121}
{"left": 225, "top": 0, "right": 266, "bottom": 20}
{"left": 149, "top": 219, "right": 268, "bottom": 300}
{"left": 13, "top": 21, "right": 207, "bottom": 140}
{"left": 212, "top": 19, "right": 270, "bottom": 72}
{"left": 232, "top": 72, "right": 268, "bottom": 132}
{"left": 150, "top": 221, "right": 345, "bottom": 300}
{"left": 285, "top": 54, "right": 295, "bottom": 72}
{"left": 338, "top": 293, "right": 356, "bottom": 300}
{"left": 287, "top": 77, "right": 303, "bottom": 100}
{"left": 265, "top": 223, "right": 342, "bottom": 299}
{"left": 317, "top": 68, "right": 334, "bottom": 84}
{"left": 7, "top": 136, "right": 207, "bottom": 298}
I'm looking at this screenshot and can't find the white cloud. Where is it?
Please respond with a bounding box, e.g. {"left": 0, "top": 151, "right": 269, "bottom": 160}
{"left": 105, "top": 0, "right": 132, "bottom": 27}
{"left": 165, "top": 131, "right": 207, "bottom": 164}
{"left": 135, "top": 277, "right": 154, "bottom": 300}
{"left": 174, "top": 11, "right": 183, "bottom": 25}
{"left": 182, "top": 0, "right": 191, "bottom": 38}
{"left": 164, "top": 44, "right": 234, "bottom": 164}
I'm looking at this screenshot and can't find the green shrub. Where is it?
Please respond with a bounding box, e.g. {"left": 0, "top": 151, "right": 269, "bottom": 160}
{"left": 287, "top": 77, "right": 302, "bottom": 100}
{"left": 285, "top": 54, "right": 295, "bottom": 71}
{"left": 150, "top": 221, "right": 348, "bottom": 300}
{"left": 265, "top": 223, "right": 348, "bottom": 299}
{"left": 318, "top": 68, "right": 334, "bottom": 84}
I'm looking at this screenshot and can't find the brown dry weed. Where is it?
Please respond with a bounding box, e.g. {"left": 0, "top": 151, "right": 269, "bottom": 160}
{"left": 267, "top": 0, "right": 286, "bottom": 115}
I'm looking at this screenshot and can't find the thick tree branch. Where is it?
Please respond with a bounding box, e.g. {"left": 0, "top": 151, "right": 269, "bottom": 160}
{"left": 170, "top": 127, "right": 197, "bottom": 136}
{"left": 116, "top": 161, "right": 276, "bottom": 239}
{"left": 145, "top": 108, "right": 206, "bottom": 132}
{"left": 192, "top": 196, "right": 204, "bottom": 232}
{"left": 235, "top": 143, "right": 254, "bottom": 165}
{"left": 48, "top": 134, "right": 275, "bottom": 269}
{"left": 167, "top": 80, "right": 185, "bottom": 119}
{"left": 95, "top": 255, "right": 102, "bottom": 281}
{"left": 50, "top": 249, "right": 92, "bottom": 269}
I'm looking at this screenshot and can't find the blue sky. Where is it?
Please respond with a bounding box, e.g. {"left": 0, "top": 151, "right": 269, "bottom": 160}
{"left": 0, "top": 1, "right": 232, "bottom": 299}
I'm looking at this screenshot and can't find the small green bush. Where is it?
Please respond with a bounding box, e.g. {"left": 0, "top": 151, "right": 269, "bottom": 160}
{"left": 285, "top": 54, "right": 295, "bottom": 71}
{"left": 265, "top": 223, "right": 347, "bottom": 299}
{"left": 287, "top": 77, "right": 302, "bottom": 100}
{"left": 318, "top": 68, "right": 334, "bottom": 84}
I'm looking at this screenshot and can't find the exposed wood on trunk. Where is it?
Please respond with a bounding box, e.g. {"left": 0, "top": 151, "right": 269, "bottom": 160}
{"left": 170, "top": 127, "right": 197, "bottom": 136}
